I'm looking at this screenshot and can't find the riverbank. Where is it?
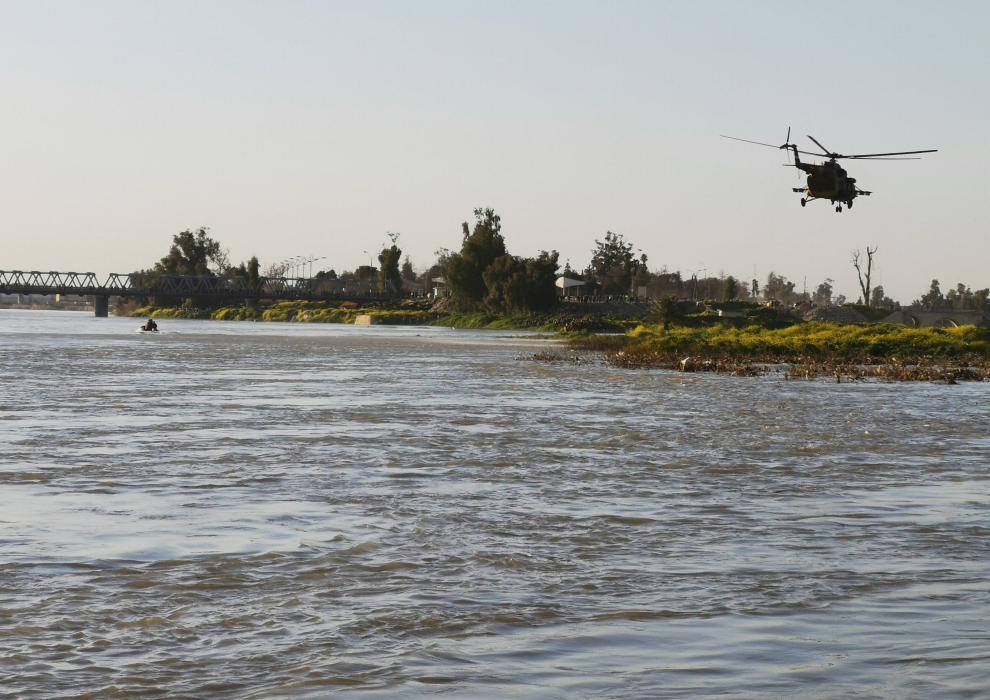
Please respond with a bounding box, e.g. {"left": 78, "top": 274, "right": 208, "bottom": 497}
{"left": 567, "top": 322, "right": 990, "bottom": 381}
{"left": 121, "top": 300, "right": 637, "bottom": 332}
{"left": 125, "top": 301, "right": 441, "bottom": 324}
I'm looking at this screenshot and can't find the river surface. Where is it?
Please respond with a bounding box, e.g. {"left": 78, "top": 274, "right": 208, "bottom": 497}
{"left": 1, "top": 309, "right": 989, "bottom": 699}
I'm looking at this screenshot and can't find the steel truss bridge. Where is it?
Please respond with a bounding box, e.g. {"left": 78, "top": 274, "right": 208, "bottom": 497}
{"left": 0, "top": 270, "right": 399, "bottom": 316}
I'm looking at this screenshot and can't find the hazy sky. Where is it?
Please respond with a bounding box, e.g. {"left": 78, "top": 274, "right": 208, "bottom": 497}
{"left": 2, "top": 1, "right": 986, "bottom": 301}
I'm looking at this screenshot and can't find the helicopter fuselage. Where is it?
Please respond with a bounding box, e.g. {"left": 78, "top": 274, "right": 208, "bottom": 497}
{"left": 789, "top": 146, "right": 869, "bottom": 212}
{"left": 797, "top": 160, "right": 856, "bottom": 200}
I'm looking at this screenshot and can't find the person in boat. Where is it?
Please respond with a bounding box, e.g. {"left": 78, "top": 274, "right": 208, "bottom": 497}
{"left": 142, "top": 318, "right": 158, "bottom": 332}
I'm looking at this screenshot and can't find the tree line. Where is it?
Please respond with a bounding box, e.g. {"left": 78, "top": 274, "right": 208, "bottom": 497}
{"left": 137, "top": 220, "right": 988, "bottom": 313}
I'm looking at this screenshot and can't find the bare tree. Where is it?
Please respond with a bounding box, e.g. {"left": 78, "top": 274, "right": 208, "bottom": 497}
{"left": 263, "top": 261, "right": 289, "bottom": 278}
{"left": 209, "top": 247, "right": 232, "bottom": 275}
{"left": 852, "top": 247, "right": 877, "bottom": 306}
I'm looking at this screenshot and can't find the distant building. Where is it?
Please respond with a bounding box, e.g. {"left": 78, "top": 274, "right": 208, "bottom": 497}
{"left": 430, "top": 277, "right": 449, "bottom": 298}
{"left": 556, "top": 277, "right": 585, "bottom": 297}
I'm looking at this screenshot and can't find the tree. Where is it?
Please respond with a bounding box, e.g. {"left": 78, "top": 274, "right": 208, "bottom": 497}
{"left": 869, "top": 285, "right": 886, "bottom": 308}
{"left": 946, "top": 283, "right": 974, "bottom": 309}
{"left": 722, "top": 276, "right": 739, "bottom": 301}
{"left": 155, "top": 228, "right": 223, "bottom": 276}
{"left": 813, "top": 279, "right": 833, "bottom": 306}
{"left": 523, "top": 251, "right": 561, "bottom": 311}
{"left": 764, "top": 272, "right": 796, "bottom": 303}
{"left": 915, "top": 279, "right": 944, "bottom": 308}
{"left": 589, "top": 232, "right": 647, "bottom": 295}
{"left": 263, "top": 261, "right": 289, "bottom": 278}
{"left": 378, "top": 243, "right": 403, "bottom": 292}
{"left": 648, "top": 268, "right": 683, "bottom": 299}
{"left": 231, "top": 256, "right": 261, "bottom": 288}
{"left": 401, "top": 256, "right": 416, "bottom": 284}
{"left": 482, "top": 255, "right": 527, "bottom": 314}
{"left": 355, "top": 265, "right": 378, "bottom": 280}
{"left": 870, "top": 286, "right": 898, "bottom": 309}
{"left": 632, "top": 266, "right": 650, "bottom": 296}
{"left": 482, "top": 251, "right": 559, "bottom": 314}
{"left": 852, "top": 247, "right": 877, "bottom": 306}
{"left": 649, "top": 295, "right": 680, "bottom": 331}
{"left": 228, "top": 256, "right": 262, "bottom": 306}
{"left": 580, "top": 266, "right": 601, "bottom": 295}
{"left": 446, "top": 208, "right": 507, "bottom": 310}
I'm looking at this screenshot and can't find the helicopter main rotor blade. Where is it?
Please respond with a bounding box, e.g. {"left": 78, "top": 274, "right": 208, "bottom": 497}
{"left": 720, "top": 135, "right": 781, "bottom": 149}
{"left": 843, "top": 149, "right": 937, "bottom": 159}
{"left": 845, "top": 156, "right": 922, "bottom": 161}
{"left": 722, "top": 135, "right": 821, "bottom": 158}
{"left": 806, "top": 135, "right": 834, "bottom": 156}
{"left": 793, "top": 148, "right": 828, "bottom": 157}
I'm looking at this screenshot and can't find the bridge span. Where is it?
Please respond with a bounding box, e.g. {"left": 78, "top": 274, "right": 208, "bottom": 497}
{"left": 0, "top": 270, "right": 399, "bottom": 316}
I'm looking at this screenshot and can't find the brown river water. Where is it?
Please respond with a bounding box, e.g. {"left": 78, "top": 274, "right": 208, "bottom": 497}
{"left": 2, "top": 309, "right": 989, "bottom": 698}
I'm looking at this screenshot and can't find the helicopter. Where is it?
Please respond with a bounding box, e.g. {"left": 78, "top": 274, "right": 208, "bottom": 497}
{"left": 721, "top": 129, "right": 936, "bottom": 212}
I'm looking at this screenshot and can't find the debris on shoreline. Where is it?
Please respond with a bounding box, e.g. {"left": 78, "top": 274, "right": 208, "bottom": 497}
{"left": 526, "top": 349, "right": 586, "bottom": 363}
{"left": 599, "top": 349, "right": 989, "bottom": 382}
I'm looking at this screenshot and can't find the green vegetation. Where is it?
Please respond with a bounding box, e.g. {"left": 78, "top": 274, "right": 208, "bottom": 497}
{"left": 445, "top": 208, "right": 560, "bottom": 313}
{"left": 915, "top": 279, "right": 990, "bottom": 310}
{"left": 583, "top": 231, "right": 648, "bottom": 295}
{"left": 648, "top": 295, "right": 680, "bottom": 331}
{"left": 428, "top": 314, "right": 559, "bottom": 331}
{"left": 575, "top": 322, "right": 990, "bottom": 363}
{"left": 563, "top": 321, "right": 990, "bottom": 381}
{"left": 377, "top": 236, "right": 404, "bottom": 292}
{"left": 125, "top": 300, "right": 645, "bottom": 333}
{"left": 152, "top": 227, "right": 224, "bottom": 277}
{"left": 130, "top": 301, "right": 441, "bottom": 325}
{"left": 427, "top": 313, "right": 631, "bottom": 332}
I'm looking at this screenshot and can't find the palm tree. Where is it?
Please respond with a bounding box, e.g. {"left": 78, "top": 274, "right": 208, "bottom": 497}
{"left": 649, "top": 295, "right": 680, "bottom": 331}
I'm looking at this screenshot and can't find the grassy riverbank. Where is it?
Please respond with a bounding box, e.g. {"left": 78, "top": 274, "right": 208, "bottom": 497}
{"left": 566, "top": 322, "right": 990, "bottom": 381}
{"left": 123, "top": 301, "right": 641, "bottom": 331}
{"left": 126, "top": 301, "right": 441, "bottom": 324}
{"left": 608, "top": 322, "right": 990, "bottom": 358}
{"left": 427, "top": 312, "right": 633, "bottom": 332}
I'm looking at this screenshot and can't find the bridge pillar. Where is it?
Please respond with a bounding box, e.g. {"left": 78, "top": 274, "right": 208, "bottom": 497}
{"left": 94, "top": 295, "right": 109, "bottom": 317}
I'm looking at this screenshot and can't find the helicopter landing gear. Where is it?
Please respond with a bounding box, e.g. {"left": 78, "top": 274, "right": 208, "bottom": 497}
{"left": 848, "top": 200, "right": 853, "bottom": 209}
{"left": 800, "top": 198, "right": 806, "bottom": 207}
{"left": 836, "top": 205, "right": 842, "bottom": 212}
